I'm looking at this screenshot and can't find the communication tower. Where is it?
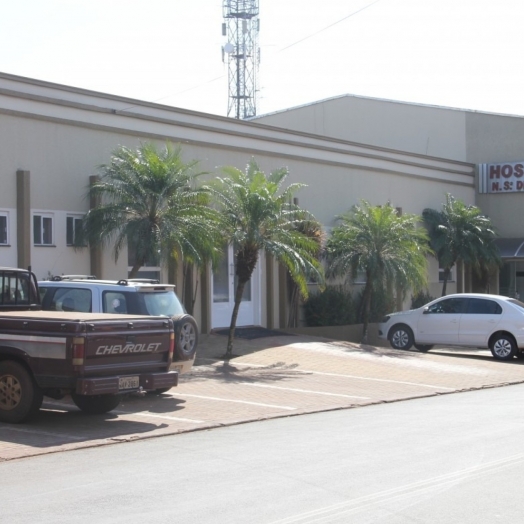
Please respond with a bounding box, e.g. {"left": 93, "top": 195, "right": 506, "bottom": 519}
{"left": 222, "top": 0, "right": 260, "bottom": 119}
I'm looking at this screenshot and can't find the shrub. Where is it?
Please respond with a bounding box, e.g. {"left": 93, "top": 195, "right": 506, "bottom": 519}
{"left": 354, "top": 285, "right": 395, "bottom": 324}
{"left": 411, "top": 290, "right": 435, "bottom": 309}
{"left": 303, "top": 286, "right": 356, "bottom": 327}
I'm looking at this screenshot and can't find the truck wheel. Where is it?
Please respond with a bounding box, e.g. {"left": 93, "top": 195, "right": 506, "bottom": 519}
{"left": 71, "top": 393, "right": 121, "bottom": 414}
{"left": 0, "top": 361, "right": 43, "bottom": 423}
{"left": 174, "top": 314, "right": 199, "bottom": 360}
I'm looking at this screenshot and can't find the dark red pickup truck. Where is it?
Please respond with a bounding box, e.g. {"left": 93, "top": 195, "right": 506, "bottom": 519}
{"left": 0, "top": 268, "right": 178, "bottom": 423}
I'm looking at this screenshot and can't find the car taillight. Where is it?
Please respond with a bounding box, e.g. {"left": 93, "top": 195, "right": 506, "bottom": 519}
{"left": 72, "top": 337, "right": 85, "bottom": 366}
{"left": 169, "top": 332, "right": 175, "bottom": 360}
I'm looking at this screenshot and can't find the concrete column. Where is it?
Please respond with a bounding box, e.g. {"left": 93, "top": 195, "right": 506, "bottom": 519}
{"left": 89, "top": 175, "right": 102, "bottom": 278}
{"left": 16, "top": 170, "right": 31, "bottom": 270}
{"left": 265, "top": 254, "right": 274, "bottom": 329}
{"left": 200, "top": 266, "right": 210, "bottom": 334}
{"left": 278, "top": 264, "right": 288, "bottom": 329}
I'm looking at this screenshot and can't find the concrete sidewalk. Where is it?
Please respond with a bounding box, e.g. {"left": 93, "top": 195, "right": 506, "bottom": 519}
{"left": 2, "top": 332, "right": 524, "bottom": 461}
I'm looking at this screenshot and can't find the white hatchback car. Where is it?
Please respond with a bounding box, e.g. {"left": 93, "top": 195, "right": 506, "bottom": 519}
{"left": 378, "top": 293, "right": 524, "bottom": 360}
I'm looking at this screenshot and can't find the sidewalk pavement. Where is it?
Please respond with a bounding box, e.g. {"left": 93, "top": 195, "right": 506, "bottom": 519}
{"left": 2, "top": 332, "right": 524, "bottom": 461}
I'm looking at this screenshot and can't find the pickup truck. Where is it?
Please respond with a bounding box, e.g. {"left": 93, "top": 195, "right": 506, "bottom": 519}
{"left": 38, "top": 276, "right": 199, "bottom": 375}
{"left": 0, "top": 267, "right": 178, "bottom": 423}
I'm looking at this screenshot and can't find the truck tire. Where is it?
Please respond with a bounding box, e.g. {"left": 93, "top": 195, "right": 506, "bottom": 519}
{"left": 71, "top": 393, "right": 121, "bottom": 414}
{"left": 0, "top": 361, "right": 43, "bottom": 423}
{"left": 174, "top": 314, "right": 199, "bottom": 360}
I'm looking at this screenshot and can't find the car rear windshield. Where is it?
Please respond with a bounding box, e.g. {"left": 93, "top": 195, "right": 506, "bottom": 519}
{"left": 140, "top": 291, "right": 186, "bottom": 317}
{"left": 507, "top": 299, "right": 524, "bottom": 312}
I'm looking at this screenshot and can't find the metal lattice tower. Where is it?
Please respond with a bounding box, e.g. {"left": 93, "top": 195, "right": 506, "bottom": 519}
{"left": 222, "top": 0, "right": 260, "bottom": 119}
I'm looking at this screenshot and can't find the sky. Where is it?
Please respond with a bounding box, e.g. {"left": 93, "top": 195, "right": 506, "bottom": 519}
{"left": 1, "top": 0, "right": 524, "bottom": 118}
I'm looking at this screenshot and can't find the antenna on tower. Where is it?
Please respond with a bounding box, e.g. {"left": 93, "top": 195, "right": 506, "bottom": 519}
{"left": 221, "top": 0, "right": 260, "bottom": 119}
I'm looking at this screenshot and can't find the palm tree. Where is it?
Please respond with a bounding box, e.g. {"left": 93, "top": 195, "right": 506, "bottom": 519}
{"left": 208, "top": 159, "right": 325, "bottom": 357}
{"left": 83, "top": 142, "right": 221, "bottom": 279}
{"left": 325, "top": 201, "right": 431, "bottom": 344}
{"left": 422, "top": 194, "right": 501, "bottom": 296}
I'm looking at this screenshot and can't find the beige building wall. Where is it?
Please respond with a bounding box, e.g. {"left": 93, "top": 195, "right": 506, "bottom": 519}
{"left": 0, "top": 73, "right": 479, "bottom": 329}
{"left": 255, "top": 95, "right": 524, "bottom": 242}
{"left": 253, "top": 95, "right": 468, "bottom": 161}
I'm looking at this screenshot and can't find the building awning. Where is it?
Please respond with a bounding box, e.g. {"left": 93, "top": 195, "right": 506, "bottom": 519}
{"left": 495, "top": 238, "right": 524, "bottom": 259}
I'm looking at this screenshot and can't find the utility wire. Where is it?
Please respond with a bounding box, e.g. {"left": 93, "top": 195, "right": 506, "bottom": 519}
{"left": 281, "top": 0, "right": 384, "bottom": 51}
{"left": 119, "top": 0, "right": 384, "bottom": 112}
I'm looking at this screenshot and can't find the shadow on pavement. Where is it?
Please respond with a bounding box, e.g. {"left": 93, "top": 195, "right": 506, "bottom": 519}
{"left": 0, "top": 407, "right": 169, "bottom": 450}
{"left": 187, "top": 360, "right": 309, "bottom": 385}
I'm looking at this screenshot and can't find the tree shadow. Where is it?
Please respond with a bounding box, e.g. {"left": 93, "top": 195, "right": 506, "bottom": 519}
{"left": 187, "top": 360, "right": 311, "bottom": 385}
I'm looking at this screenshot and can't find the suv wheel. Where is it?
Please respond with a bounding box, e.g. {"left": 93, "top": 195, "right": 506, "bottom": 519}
{"left": 174, "top": 314, "right": 199, "bottom": 360}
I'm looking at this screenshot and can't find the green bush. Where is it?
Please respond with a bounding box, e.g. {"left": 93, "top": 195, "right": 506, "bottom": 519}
{"left": 354, "top": 285, "right": 396, "bottom": 324}
{"left": 411, "top": 290, "right": 435, "bottom": 309}
{"left": 303, "top": 286, "right": 356, "bottom": 327}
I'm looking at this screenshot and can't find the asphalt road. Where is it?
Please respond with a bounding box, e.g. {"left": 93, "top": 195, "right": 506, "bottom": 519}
{"left": 4, "top": 382, "right": 524, "bottom": 523}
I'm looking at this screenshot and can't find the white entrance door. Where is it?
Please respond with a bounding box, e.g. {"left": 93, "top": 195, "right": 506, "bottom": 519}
{"left": 211, "top": 245, "right": 260, "bottom": 329}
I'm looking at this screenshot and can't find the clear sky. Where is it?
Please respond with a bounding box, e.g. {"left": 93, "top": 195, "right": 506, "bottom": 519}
{"left": 1, "top": 0, "right": 523, "bottom": 118}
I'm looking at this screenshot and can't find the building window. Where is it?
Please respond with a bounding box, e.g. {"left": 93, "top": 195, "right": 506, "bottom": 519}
{"left": 438, "top": 262, "right": 454, "bottom": 282}
{"left": 0, "top": 213, "right": 8, "bottom": 245}
{"left": 33, "top": 214, "right": 53, "bottom": 246}
{"left": 66, "top": 215, "right": 84, "bottom": 246}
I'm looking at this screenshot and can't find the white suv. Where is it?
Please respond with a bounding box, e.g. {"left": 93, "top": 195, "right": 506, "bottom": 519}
{"left": 38, "top": 277, "right": 198, "bottom": 374}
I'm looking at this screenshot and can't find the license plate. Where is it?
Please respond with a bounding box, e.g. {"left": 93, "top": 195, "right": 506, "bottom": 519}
{"left": 119, "top": 376, "right": 139, "bottom": 390}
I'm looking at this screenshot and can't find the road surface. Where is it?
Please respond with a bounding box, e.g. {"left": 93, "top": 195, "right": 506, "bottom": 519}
{"left": 3, "top": 382, "right": 524, "bottom": 523}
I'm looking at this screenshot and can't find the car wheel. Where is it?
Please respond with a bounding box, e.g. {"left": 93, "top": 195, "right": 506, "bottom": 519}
{"left": 0, "top": 361, "right": 43, "bottom": 423}
{"left": 414, "top": 344, "right": 434, "bottom": 352}
{"left": 173, "top": 314, "right": 199, "bottom": 361}
{"left": 71, "top": 393, "right": 121, "bottom": 414}
{"left": 490, "top": 334, "right": 517, "bottom": 360}
{"left": 389, "top": 325, "right": 414, "bottom": 350}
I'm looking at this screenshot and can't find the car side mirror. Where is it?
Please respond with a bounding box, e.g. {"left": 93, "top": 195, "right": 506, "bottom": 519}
{"left": 423, "top": 307, "right": 430, "bottom": 314}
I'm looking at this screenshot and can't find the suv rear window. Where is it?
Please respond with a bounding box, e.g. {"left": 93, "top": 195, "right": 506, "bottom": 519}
{"left": 46, "top": 287, "right": 92, "bottom": 312}
{"left": 141, "top": 291, "right": 185, "bottom": 317}
{"left": 100, "top": 289, "right": 185, "bottom": 317}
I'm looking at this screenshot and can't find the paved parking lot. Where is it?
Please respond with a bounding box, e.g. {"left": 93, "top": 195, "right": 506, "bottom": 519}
{"left": 2, "top": 333, "right": 524, "bottom": 461}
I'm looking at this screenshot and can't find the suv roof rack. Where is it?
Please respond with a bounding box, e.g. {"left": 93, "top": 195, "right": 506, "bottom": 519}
{"left": 125, "top": 278, "right": 160, "bottom": 284}
{"left": 51, "top": 275, "right": 97, "bottom": 281}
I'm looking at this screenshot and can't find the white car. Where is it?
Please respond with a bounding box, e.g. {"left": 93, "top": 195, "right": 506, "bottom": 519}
{"left": 378, "top": 293, "right": 524, "bottom": 360}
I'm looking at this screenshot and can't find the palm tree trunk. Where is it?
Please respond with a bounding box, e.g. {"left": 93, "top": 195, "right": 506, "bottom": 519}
{"left": 441, "top": 268, "right": 451, "bottom": 296}
{"left": 128, "top": 260, "right": 144, "bottom": 279}
{"left": 226, "top": 279, "right": 247, "bottom": 358}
